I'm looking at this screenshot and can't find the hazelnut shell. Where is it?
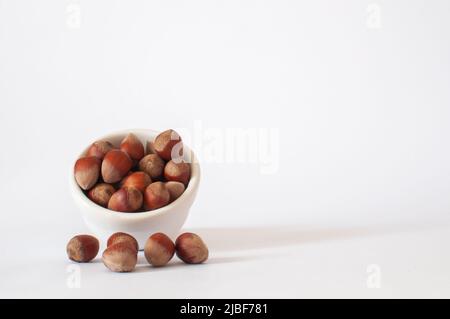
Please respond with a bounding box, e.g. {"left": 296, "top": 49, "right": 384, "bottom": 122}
{"left": 74, "top": 156, "right": 101, "bottom": 190}
{"left": 144, "top": 233, "right": 175, "bottom": 267}
{"left": 153, "top": 129, "right": 183, "bottom": 161}
{"left": 101, "top": 150, "right": 133, "bottom": 183}
{"left": 108, "top": 187, "right": 143, "bottom": 212}
{"left": 175, "top": 233, "right": 209, "bottom": 264}
{"left": 87, "top": 183, "right": 116, "bottom": 207}
{"left": 67, "top": 235, "right": 99, "bottom": 263}
{"left": 102, "top": 242, "right": 138, "bottom": 272}
{"left": 139, "top": 154, "right": 165, "bottom": 180}
{"left": 121, "top": 171, "right": 152, "bottom": 193}
{"left": 86, "top": 141, "right": 114, "bottom": 160}
{"left": 120, "top": 133, "right": 145, "bottom": 161}
{"left": 107, "top": 232, "right": 139, "bottom": 252}
{"left": 164, "top": 160, "right": 191, "bottom": 186}
{"left": 143, "top": 182, "right": 170, "bottom": 210}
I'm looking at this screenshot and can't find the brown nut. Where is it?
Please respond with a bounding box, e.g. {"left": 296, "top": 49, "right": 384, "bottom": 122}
{"left": 153, "top": 129, "right": 183, "bottom": 161}
{"left": 146, "top": 140, "right": 157, "bottom": 155}
{"left": 67, "top": 235, "right": 99, "bottom": 263}
{"left": 86, "top": 140, "right": 114, "bottom": 160}
{"left": 102, "top": 149, "right": 133, "bottom": 183}
{"left": 87, "top": 183, "right": 116, "bottom": 207}
{"left": 102, "top": 243, "right": 137, "bottom": 272}
{"left": 121, "top": 171, "right": 152, "bottom": 193}
{"left": 138, "top": 154, "right": 165, "bottom": 180}
{"left": 108, "top": 187, "right": 143, "bottom": 212}
{"left": 165, "top": 181, "right": 185, "bottom": 202}
{"left": 74, "top": 156, "right": 101, "bottom": 190}
{"left": 175, "top": 232, "right": 208, "bottom": 264}
{"left": 164, "top": 160, "right": 191, "bottom": 186}
{"left": 143, "top": 182, "right": 170, "bottom": 210}
{"left": 107, "top": 232, "right": 139, "bottom": 252}
{"left": 144, "top": 233, "right": 175, "bottom": 267}
{"left": 120, "top": 133, "right": 145, "bottom": 161}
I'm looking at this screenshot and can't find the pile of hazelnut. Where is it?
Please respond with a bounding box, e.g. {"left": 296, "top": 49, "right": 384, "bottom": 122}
{"left": 67, "top": 232, "right": 208, "bottom": 272}
{"left": 74, "top": 129, "right": 191, "bottom": 212}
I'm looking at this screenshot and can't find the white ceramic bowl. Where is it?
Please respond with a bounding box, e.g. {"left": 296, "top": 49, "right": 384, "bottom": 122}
{"left": 69, "top": 129, "right": 200, "bottom": 249}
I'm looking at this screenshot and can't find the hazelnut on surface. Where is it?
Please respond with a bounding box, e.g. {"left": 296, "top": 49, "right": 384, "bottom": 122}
{"left": 67, "top": 235, "right": 99, "bottom": 263}
{"left": 107, "top": 232, "right": 139, "bottom": 252}
{"left": 102, "top": 243, "right": 138, "bottom": 272}
{"left": 74, "top": 156, "right": 101, "bottom": 190}
{"left": 175, "top": 233, "right": 208, "bottom": 264}
{"left": 144, "top": 233, "right": 175, "bottom": 267}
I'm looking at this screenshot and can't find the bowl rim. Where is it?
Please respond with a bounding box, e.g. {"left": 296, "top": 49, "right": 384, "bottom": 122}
{"left": 70, "top": 128, "right": 200, "bottom": 220}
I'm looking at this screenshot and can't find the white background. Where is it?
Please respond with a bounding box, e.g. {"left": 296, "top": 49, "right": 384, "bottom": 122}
{"left": 1, "top": 0, "right": 450, "bottom": 298}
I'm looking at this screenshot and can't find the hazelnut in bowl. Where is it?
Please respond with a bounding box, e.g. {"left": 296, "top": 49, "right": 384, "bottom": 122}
{"left": 70, "top": 129, "right": 200, "bottom": 249}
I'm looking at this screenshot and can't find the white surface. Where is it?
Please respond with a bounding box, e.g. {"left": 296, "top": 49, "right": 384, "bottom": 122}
{"left": 1, "top": 0, "right": 450, "bottom": 298}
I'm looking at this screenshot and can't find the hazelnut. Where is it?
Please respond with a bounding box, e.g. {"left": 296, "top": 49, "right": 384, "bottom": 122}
{"left": 164, "top": 160, "right": 191, "bottom": 186}
{"left": 121, "top": 171, "right": 152, "bottom": 193}
{"left": 175, "top": 233, "right": 208, "bottom": 264}
{"left": 138, "top": 154, "right": 165, "bottom": 180}
{"left": 102, "top": 243, "right": 137, "bottom": 272}
{"left": 143, "top": 182, "right": 170, "bottom": 210}
{"left": 144, "top": 233, "right": 175, "bottom": 267}
{"left": 87, "top": 183, "right": 116, "bottom": 207}
{"left": 74, "top": 156, "right": 101, "bottom": 190}
{"left": 101, "top": 149, "right": 133, "bottom": 183}
{"left": 67, "top": 235, "right": 99, "bottom": 263}
{"left": 120, "top": 133, "right": 145, "bottom": 162}
{"left": 165, "top": 181, "right": 185, "bottom": 202}
{"left": 146, "top": 140, "right": 157, "bottom": 155}
{"left": 86, "top": 140, "right": 114, "bottom": 160}
{"left": 107, "top": 232, "right": 139, "bottom": 252}
{"left": 153, "top": 129, "right": 183, "bottom": 161}
{"left": 108, "top": 187, "right": 143, "bottom": 212}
